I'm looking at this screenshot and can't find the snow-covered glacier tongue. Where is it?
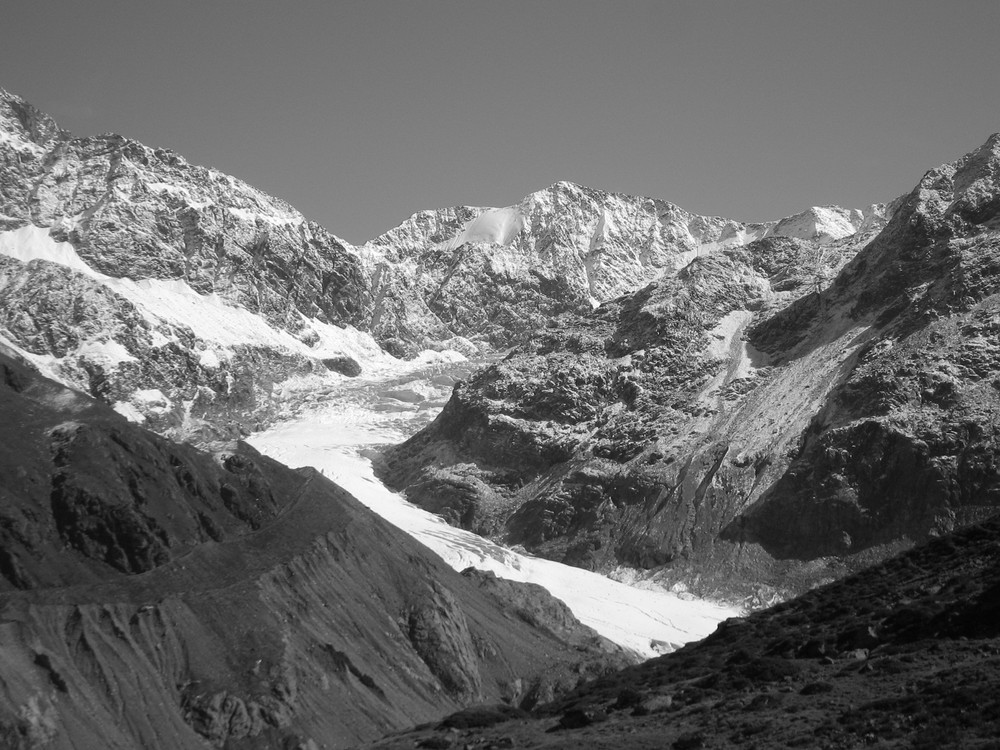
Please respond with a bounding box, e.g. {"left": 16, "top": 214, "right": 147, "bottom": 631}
{"left": 248, "top": 356, "right": 739, "bottom": 659}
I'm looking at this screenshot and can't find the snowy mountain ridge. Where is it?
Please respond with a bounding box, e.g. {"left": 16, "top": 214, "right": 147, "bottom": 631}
{"left": 364, "top": 180, "right": 892, "bottom": 310}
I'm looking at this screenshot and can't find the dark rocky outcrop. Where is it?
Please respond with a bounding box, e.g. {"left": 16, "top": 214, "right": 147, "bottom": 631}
{"left": 0, "top": 347, "right": 631, "bottom": 749}
{"left": 321, "top": 354, "right": 362, "bottom": 377}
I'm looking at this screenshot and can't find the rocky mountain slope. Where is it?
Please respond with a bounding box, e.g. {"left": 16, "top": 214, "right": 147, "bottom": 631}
{"left": 367, "top": 513, "right": 1000, "bottom": 750}
{"left": 0, "top": 88, "right": 888, "bottom": 441}
{"left": 0, "top": 88, "right": 454, "bottom": 439}
{"left": 380, "top": 134, "right": 1000, "bottom": 602}
{"left": 0, "top": 345, "right": 631, "bottom": 749}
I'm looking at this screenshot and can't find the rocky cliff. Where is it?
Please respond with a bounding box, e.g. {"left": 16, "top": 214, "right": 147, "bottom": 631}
{"left": 0, "top": 346, "right": 630, "bottom": 749}
{"left": 380, "top": 135, "right": 1000, "bottom": 602}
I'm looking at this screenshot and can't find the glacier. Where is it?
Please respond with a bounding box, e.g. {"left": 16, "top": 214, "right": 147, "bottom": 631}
{"left": 248, "top": 356, "right": 739, "bottom": 659}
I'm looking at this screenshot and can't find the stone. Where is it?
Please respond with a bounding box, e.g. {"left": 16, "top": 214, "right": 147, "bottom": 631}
{"left": 321, "top": 355, "right": 362, "bottom": 377}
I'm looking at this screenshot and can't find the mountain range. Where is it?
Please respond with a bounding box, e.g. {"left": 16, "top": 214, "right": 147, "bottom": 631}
{"left": 0, "top": 87, "right": 892, "bottom": 441}
{"left": 1, "top": 85, "right": 999, "bottom": 748}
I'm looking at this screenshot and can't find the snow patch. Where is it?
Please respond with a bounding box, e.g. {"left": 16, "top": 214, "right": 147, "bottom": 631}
{"left": 447, "top": 207, "right": 524, "bottom": 248}
{"left": 0, "top": 129, "right": 44, "bottom": 155}
{"left": 227, "top": 205, "right": 302, "bottom": 227}
{"left": 74, "top": 339, "right": 136, "bottom": 369}
{"left": 198, "top": 349, "right": 222, "bottom": 369}
{"left": 0, "top": 332, "right": 68, "bottom": 386}
{"left": 0, "top": 225, "right": 100, "bottom": 277}
{"left": 113, "top": 401, "right": 146, "bottom": 423}
{"left": 132, "top": 388, "right": 173, "bottom": 414}
{"left": 409, "top": 348, "right": 468, "bottom": 366}
{"left": 697, "top": 224, "right": 769, "bottom": 254}
{"left": 0, "top": 225, "right": 394, "bottom": 375}
{"left": 697, "top": 310, "right": 768, "bottom": 411}
{"left": 705, "top": 311, "right": 758, "bottom": 380}
{"left": 768, "top": 206, "right": 859, "bottom": 244}
{"left": 148, "top": 330, "right": 174, "bottom": 347}
{"left": 300, "top": 315, "right": 395, "bottom": 364}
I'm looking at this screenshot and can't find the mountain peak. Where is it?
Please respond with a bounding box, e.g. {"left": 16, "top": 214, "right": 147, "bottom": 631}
{"left": 0, "top": 88, "right": 64, "bottom": 151}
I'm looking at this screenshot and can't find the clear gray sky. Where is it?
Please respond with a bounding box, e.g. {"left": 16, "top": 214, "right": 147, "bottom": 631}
{"left": 2, "top": 1, "right": 998, "bottom": 243}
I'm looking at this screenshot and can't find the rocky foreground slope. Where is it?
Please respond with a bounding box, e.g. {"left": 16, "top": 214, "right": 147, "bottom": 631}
{"left": 0, "top": 347, "right": 630, "bottom": 750}
{"left": 368, "top": 514, "right": 1000, "bottom": 750}
{"left": 380, "top": 134, "right": 1000, "bottom": 601}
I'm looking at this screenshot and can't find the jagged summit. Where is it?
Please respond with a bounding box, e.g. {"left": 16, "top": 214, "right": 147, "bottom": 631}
{"left": 0, "top": 84, "right": 907, "bottom": 437}
{"left": 0, "top": 87, "right": 919, "bottom": 447}
{"left": 367, "top": 179, "right": 885, "bottom": 256}
{"left": 0, "top": 89, "right": 64, "bottom": 159}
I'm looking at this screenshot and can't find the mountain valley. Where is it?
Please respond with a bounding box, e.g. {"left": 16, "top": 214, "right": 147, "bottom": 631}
{"left": 1, "top": 84, "right": 999, "bottom": 749}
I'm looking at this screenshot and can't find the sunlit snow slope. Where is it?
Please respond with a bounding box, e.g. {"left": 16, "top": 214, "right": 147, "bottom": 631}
{"left": 249, "top": 364, "right": 738, "bottom": 658}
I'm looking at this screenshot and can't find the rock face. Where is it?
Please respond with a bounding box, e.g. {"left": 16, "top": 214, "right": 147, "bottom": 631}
{"left": 381, "top": 135, "right": 1000, "bottom": 601}
{"left": 736, "top": 133, "right": 1000, "bottom": 562}
{"left": 369, "top": 515, "right": 1000, "bottom": 750}
{"left": 0, "top": 346, "right": 631, "bottom": 749}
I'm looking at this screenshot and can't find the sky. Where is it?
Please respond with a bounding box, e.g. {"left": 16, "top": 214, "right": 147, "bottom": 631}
{"left": 2, "top": 0, "right": 998, "bottom": 244}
